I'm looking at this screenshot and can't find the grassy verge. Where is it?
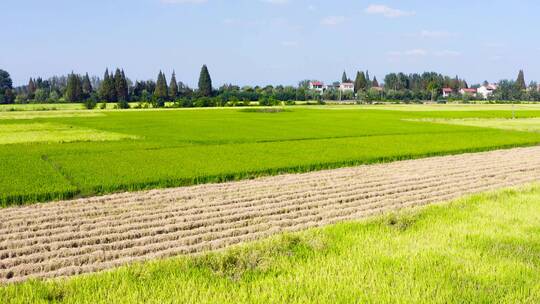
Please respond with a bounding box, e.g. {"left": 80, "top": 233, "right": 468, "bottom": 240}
{"left": 3, "top": 185, "right": 540, "bottom": 303}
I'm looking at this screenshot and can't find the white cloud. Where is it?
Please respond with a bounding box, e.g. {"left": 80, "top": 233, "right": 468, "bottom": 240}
{"left": 365, "top": 4, "right": 415, "bottom": 18}
{"left": 161, "top": 0, "right": 207, "bottom": 4}
{"left": 321, "top": 16, "right": 345, "bottom": 26}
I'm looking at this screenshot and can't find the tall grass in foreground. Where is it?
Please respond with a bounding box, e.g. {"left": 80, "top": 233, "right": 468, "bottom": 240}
{"left": 3, "top": 185, "right": 540, "bottom": 303}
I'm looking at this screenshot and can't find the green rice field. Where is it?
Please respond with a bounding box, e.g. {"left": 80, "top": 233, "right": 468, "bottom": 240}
{"left": 2, "top": 104, "right": 540, "bottom": 206}
{"left": 4, "top": 185, "right": 540, "bottom": 303}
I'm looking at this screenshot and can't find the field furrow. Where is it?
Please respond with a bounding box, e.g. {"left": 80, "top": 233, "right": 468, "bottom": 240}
{"left": 1, "top": 146, "right": 539, "bottom": 283}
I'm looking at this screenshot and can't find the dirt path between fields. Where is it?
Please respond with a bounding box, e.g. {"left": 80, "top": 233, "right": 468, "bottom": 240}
{"left": 2, "top": 146, "right": 540, "bottom": 284}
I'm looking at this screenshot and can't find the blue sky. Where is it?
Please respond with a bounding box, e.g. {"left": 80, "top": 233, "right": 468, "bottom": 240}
{"left": 3, "top": 0, "right": 540, "bottom": 87}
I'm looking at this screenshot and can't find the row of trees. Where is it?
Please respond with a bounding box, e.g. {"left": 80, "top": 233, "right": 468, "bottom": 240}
{"left": 4, "top": 67, "right": 540, "bottom": 106}
{"left": 5, "top": 65, "right": 214, "bottom": 107}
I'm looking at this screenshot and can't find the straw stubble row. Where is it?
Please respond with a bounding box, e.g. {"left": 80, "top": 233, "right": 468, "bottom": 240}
{"left": 1, "top": 146, "right": 540, "bottom": 283}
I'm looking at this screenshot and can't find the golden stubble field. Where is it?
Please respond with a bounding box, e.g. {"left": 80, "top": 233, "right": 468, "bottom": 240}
{"left": 1, "top": 146, "right": 540, "bottom": 284}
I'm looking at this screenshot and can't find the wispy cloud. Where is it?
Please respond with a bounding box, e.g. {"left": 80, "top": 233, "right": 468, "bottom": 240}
{"left": 365, "top": 4, "right": 415, "bottom": 18}
{"left": 321, "top": 16, "right": 345, "bottom": 26}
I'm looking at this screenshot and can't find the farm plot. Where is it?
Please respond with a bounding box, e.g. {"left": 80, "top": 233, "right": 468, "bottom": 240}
{"left": 2, "top": 107, "right": 540, "bottom": 207}
{"left": 0, "top": 123, "right": 136, "bottom": 145}
{"left": 1, "top": 146, "right": 540, "bottom": 284}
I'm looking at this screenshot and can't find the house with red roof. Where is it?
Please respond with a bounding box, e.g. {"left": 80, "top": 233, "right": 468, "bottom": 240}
{"left": 309, "top": 81, "right": 326, "bottom": 93}
{"left": 460, "top": 88, "right": 477, "bottom": 95}
{"left": 442, "top": 88, "right": 453, "bottom": 98}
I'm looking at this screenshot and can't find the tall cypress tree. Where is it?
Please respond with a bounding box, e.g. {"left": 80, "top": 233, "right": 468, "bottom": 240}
{"left": 198, "top": 65, "right": 213, "bottom": 97}
{"left": 169, "top": 71, "right": 178, "bottom": 100}
{"left": 354, "top": 71, "right": 367, "bottom": 93}
{"left": 100, "top": 69, "right": 116, "bottom": 102}
{"left": 82, "top": 73, "right": 93, "bottom": 98}
{"left": 114, "top": 68, "right": 129, "bottom": 102}
{"left": 372, "top": 76, "right": 379, "bottom": 88}
{"left": 342, "top": 71, "right": 348, "bottom": 83}
{"left": 65, "top": 72, "right": 82, "bottom": 102}
{"left": 154, "top": 71, "right": 168, "bottom": 105}
{"left": 28, "top": 78, "right": 37, "bottom": 95}
{"left": 516, "top": 70, "right": 526, "bottom": 90}
{"left": 365, "top": 71, "right": 371, "bottom": 89}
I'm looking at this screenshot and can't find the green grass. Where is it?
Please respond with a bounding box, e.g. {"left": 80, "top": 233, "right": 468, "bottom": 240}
{"left": 419, "top": 117, "right": 540, "bottom": 133}
{"left": 0, "top": 122, "right": 136, "bottom": 145}
{"left": 2, "top": 106, "right": 540, "bottom": 206}
{"left": 0, "top": 103, "right": 85, "bottom": 112}
{"left": 4, "top": 185, "right": 540, "bottom": 303}
{"left": 0, "top": 111, "right": 105, "bottom": 120}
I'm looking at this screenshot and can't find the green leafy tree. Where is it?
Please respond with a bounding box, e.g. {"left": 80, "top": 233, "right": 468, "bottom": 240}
{"left": 198, "top": 65, "right": 213, "bottom": 97}
{"left": 427, "top": 81, "right": 441, "bottom": 101}
{"left": 0, "top": 69, "right": 14, "bottom": 104}
{"left": 516, "top": 70, "right": 526, "bottom": 90}
{"left": 169, "top": 71, "right": 178, "bottom": 100}
{"left": 34, "top": 89, "right": 49, "bottom": 102}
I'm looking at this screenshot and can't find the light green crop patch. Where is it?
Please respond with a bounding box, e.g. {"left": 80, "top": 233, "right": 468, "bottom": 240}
{"left": 0, "top": 111, "right": 105, "bottom": 120}
{"left": 0, "top": 123, "right": 137, "bottom": 145}
{"left": 412, "top": 117, "right": 540, "bottom": 133}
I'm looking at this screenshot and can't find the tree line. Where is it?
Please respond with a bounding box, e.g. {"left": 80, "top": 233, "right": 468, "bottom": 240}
{"left": 2, "top": 67, "right": 540, "bottom": 107}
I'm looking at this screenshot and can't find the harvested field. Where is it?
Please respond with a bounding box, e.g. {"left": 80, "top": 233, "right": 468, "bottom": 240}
{"left": 1, "top": 146, "right": 540, "bottom": 284}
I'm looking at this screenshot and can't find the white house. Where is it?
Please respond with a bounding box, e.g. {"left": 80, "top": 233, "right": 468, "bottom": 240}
{"left": 477, "top": 84, "right": 498, "bottom": 99}
{"left": 442, "top": 88, "right": 453, "bottom": 98}
{"left": 339, "top": 82, "right": 354, "bottom": 92}
{"left": 309, "top": 81, "right": 326, "bottom": 93}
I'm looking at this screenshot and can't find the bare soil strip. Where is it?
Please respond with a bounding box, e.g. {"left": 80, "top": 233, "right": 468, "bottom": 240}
{"left": 2, "top": 146, "right": 540, "bottom": 283}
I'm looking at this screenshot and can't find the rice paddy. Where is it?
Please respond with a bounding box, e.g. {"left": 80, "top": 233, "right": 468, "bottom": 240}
{"left": 1, "top": 105, "right": 540, "bottom": 206}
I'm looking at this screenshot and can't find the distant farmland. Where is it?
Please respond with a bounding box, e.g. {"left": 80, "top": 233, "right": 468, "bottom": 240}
{"left": 2, "top": 105, "right": 540, "bottom": 206}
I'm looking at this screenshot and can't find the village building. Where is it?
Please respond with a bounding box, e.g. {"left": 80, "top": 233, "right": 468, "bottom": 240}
{"left": 308, "top": 81, "right": 325, "bottom": 93}
{"left": 477, "top": 84, "right": 498, "bottom": 99}
{"left": 339, "top": 82, "right": 354, "bottom": 92}
{"left": 460, "top": 88, "right": 478, "bottom": 95}
{"left": 442, "top": 88, "right": 453, "bottom": 98}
